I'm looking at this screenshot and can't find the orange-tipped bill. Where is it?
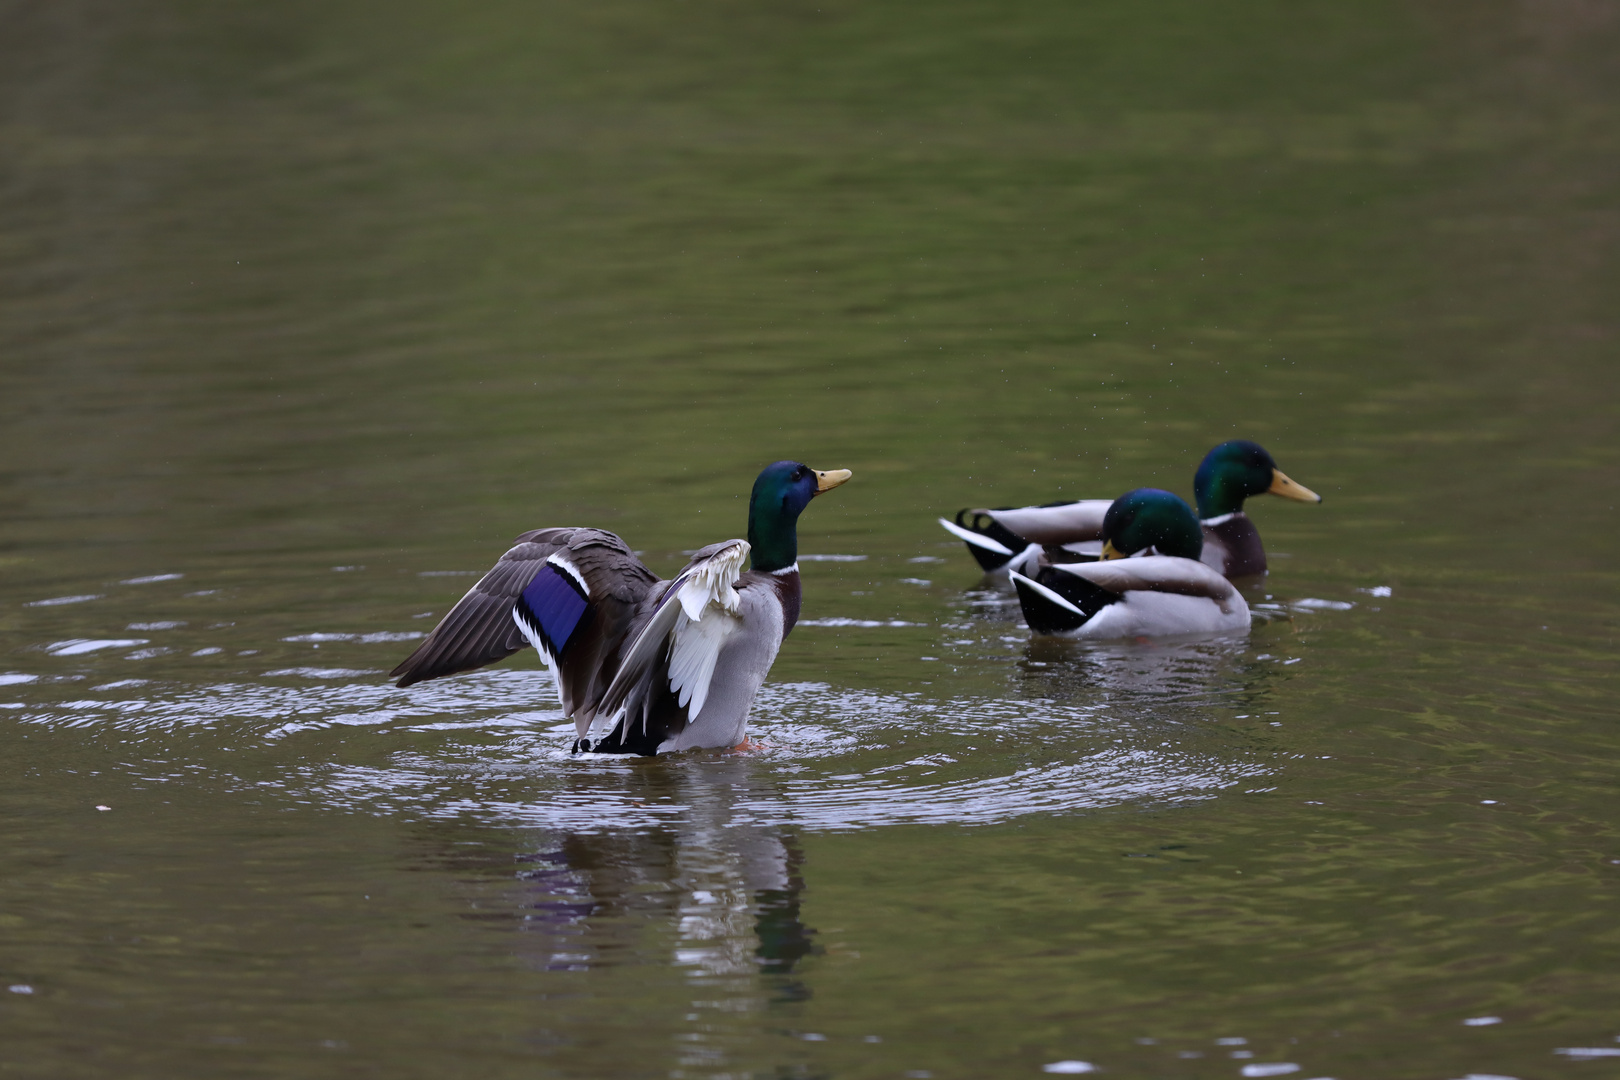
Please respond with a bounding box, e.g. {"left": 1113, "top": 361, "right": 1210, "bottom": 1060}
{"left": 1268, "top": 469, "right": 1322, "bottom": 503}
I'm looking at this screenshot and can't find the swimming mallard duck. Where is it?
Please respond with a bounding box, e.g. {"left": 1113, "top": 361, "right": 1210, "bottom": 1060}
{"left": 1009, "top": 488, "right": 1250, "bottom": 638}
{"left": 939, "top": 440, "right": 1320, "bottom": 579}
{"left": 390, "top": 461, "right": 851, "bottom": 755}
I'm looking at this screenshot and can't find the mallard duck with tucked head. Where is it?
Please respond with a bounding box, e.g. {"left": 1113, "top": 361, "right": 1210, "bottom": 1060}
{"left": 940, "top": 439, "right": 1320, "bottom": 580}
{"left": 391, "top": 461, "right": 851, "bottom": 755}
{"left": 1009, "top": 488, "right": 1250, "bottom": 638}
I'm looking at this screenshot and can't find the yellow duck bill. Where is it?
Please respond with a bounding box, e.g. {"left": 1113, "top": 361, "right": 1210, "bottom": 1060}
{"left": 813, "top": 468, "right": 852, "bottom": 494}
{"left": 1268, "top": 469, "right": 1322, "bottom": 503}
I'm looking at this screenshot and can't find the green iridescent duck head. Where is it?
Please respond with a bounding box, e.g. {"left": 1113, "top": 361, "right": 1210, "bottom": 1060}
{"left": 1192, "top": 440, "right": 1321, "bottom": 519}
{"left": 1101, "top": 488, "right": 1204, "bottom": 560}
{"left": 746, "top": 461, "right": 852, "bottom": 572}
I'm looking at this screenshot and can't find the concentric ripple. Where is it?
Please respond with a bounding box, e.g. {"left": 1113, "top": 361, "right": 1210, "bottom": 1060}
{"left": 9, "top": 645, "right": 1271, "bottom": 832}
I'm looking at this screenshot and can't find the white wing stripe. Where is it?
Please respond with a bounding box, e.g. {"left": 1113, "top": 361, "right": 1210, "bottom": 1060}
{"left": 1009, "top": 570, "right": 1085, "bottom": 615}
{"left": 545, "top": 553, "right": 590, "bottom": 597}
{"left": 938, "top": 517, "right": 1014, "bottom": 555}
{"left": 509, "top": 608, "right": 564, "bottom": 708}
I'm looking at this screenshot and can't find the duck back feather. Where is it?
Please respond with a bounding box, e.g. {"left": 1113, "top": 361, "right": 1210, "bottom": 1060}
{"left": 1011, "top": 555, "right": 1250, "bottom": 639}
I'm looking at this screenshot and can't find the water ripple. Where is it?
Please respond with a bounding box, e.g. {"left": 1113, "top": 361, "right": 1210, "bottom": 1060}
{"left": 10, "top": 655, "right": 1268, "bottom": 832}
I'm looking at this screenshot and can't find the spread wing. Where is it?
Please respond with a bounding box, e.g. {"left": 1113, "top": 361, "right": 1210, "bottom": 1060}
{"left": 589, "top": 539, "right": 748, "bottom": 747}
{"left": 391, "top": 527, "right": 659, "bottom": 721}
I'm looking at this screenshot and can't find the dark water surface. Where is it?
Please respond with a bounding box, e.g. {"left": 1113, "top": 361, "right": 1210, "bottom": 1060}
{"left": 2, "top": 1, "right": 1618, "bottom": 1077}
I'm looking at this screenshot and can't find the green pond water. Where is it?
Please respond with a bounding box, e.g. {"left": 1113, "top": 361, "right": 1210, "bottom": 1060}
{"left": 2, "top": 0, "right": 1618, "bottom": 1076}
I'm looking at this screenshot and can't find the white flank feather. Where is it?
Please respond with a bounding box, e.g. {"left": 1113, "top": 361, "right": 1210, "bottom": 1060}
{"left": 1082, "top": 590, "right": 1250, "bottom": 638}
{"left": 676, "top": 541, "right": 747, "bottom": 619}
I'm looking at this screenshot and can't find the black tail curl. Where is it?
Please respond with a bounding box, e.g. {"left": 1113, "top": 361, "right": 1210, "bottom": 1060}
{"left": 953, "top": 509, "right": 1031, "bottom": 572}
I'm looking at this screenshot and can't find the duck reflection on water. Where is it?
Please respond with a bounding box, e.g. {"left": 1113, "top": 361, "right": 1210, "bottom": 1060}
{"left": 1019, "top": 632, "right": 1255, "bottom": 698}
{"left": 504, "top": 758, "right": 819, "bottom": 985}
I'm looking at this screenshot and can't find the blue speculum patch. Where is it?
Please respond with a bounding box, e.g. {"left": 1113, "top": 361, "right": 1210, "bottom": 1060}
{"left": 519, "top": 564, "right": 589, "bottom": 654}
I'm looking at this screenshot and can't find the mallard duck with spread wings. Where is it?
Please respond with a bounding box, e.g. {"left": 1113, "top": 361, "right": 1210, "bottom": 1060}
{"left": 391, "top": 461, "right": 851, "bottom": 755}
{"left": 1008, "top": 488, "right": 1251, "bottom": 638}
{"left": 940, "top": 440, "right": 1320, "bottom": 580}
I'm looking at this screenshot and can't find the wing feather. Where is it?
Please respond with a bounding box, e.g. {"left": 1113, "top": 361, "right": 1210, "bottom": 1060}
{"left": 668, "top": 609, "right": 741, "bottom": 718}
{"left": 391, "top": 527, "right": 657, "bottom": 702}
{"left": 937, "top": 516, "right": 1013, "bottom": 555}
{"left": 593, "top": 539, "right": 748, "bottom": 744}
{"left": 983, "top": 500, "right": 1112, "bottom": 544}
{"left": 391, "top": 578, "right": 535, "bottom": 686}
{"left": 1054, "top": 555, "right": 1239, "bottom": 609}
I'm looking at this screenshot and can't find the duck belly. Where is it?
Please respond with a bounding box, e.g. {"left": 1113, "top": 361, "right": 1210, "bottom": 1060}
{"left": 1073, "top": 590, "right": 1250, "bottom": 639}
